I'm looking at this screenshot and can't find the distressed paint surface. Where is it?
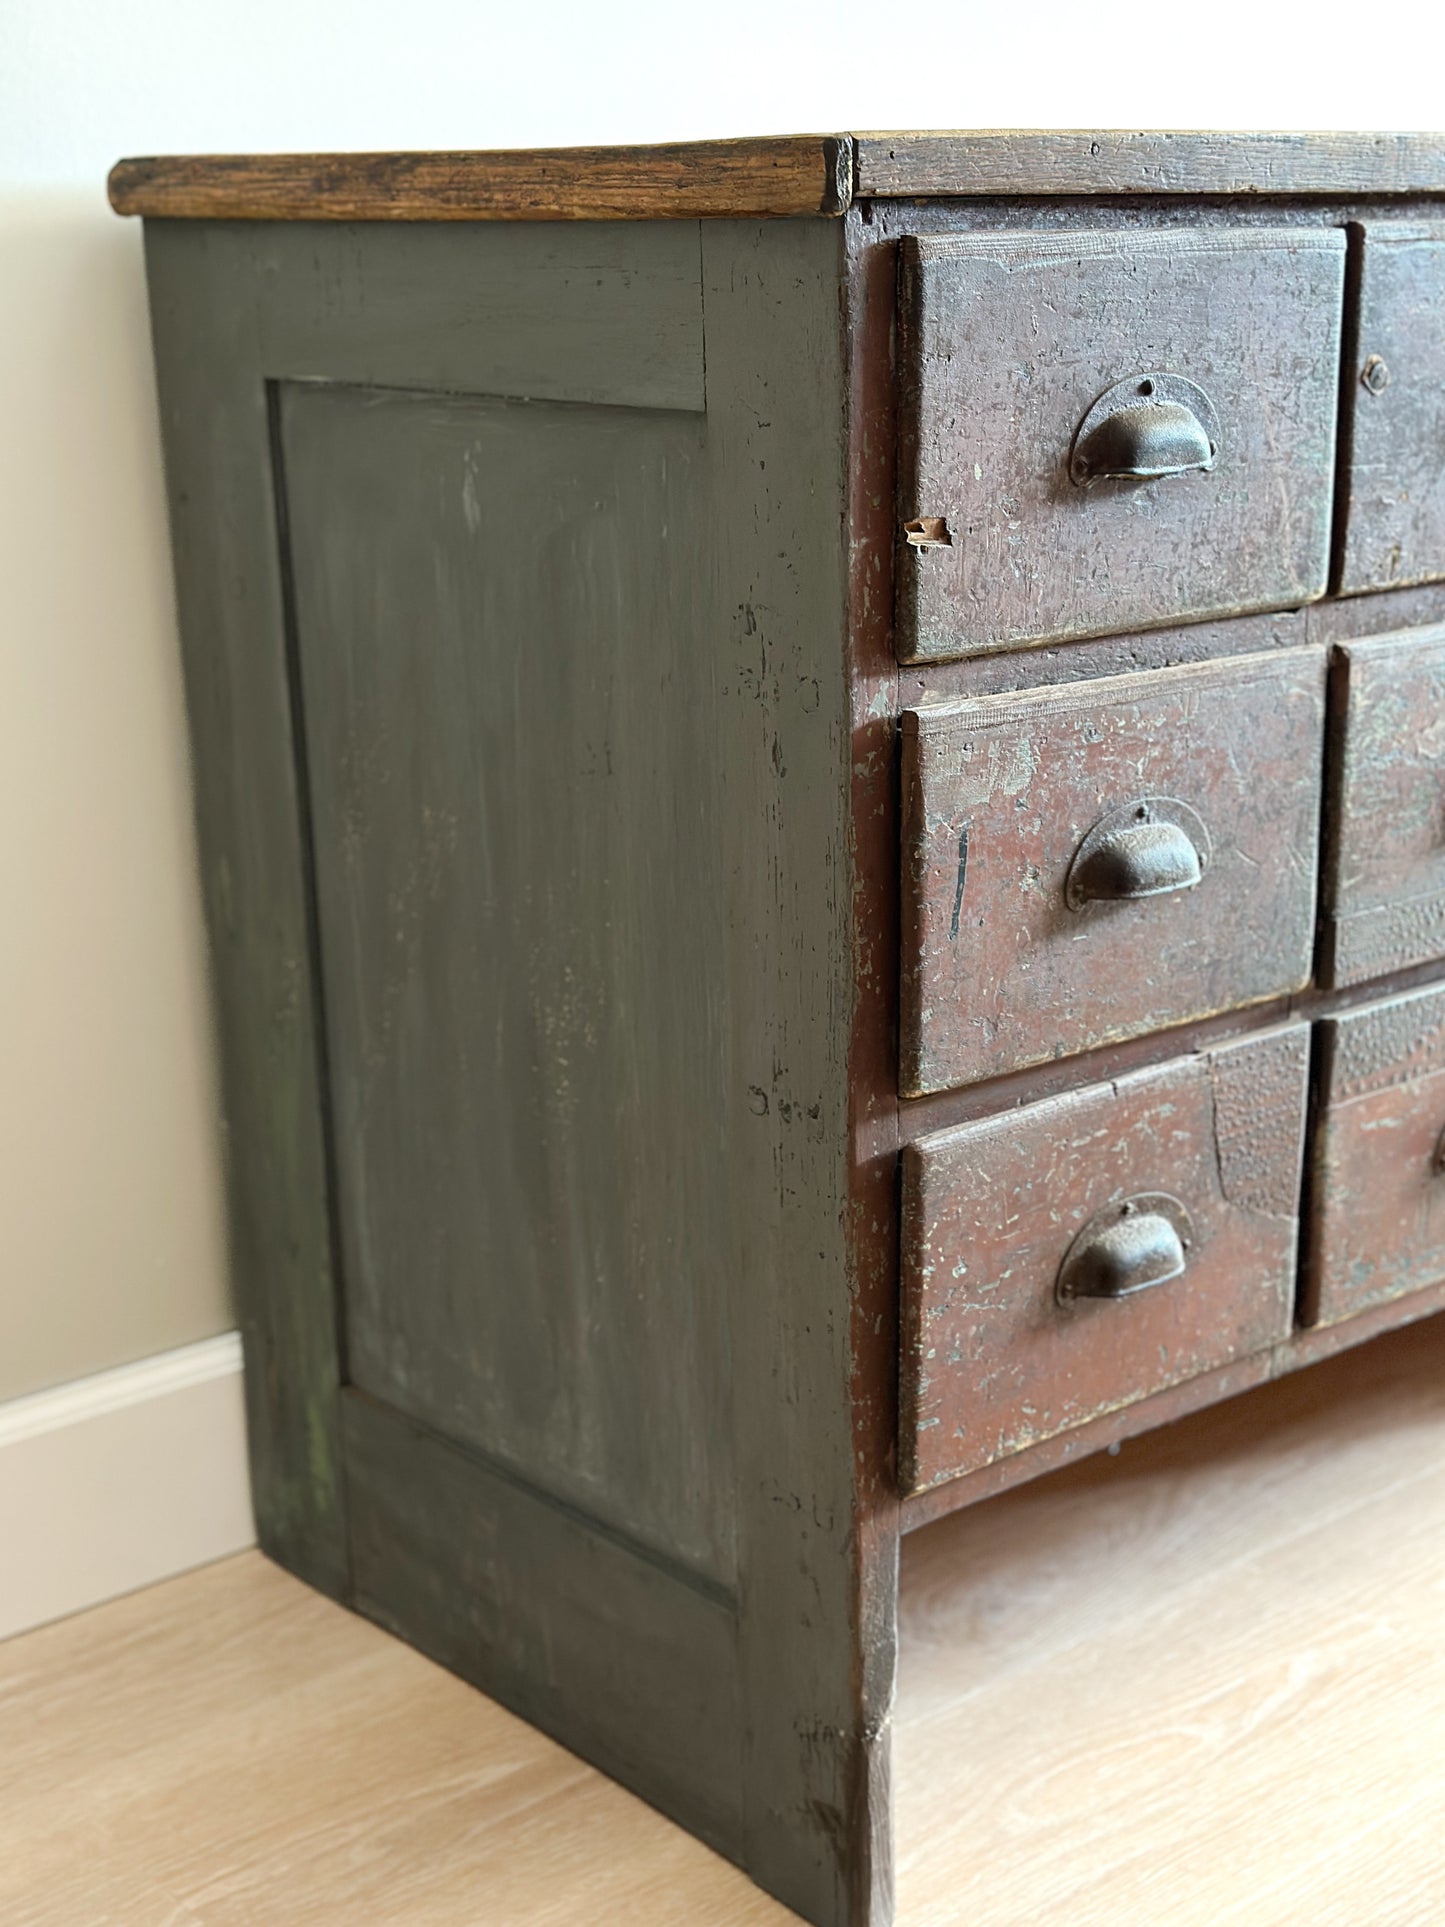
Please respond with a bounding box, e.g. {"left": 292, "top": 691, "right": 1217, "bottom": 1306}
{"left": 854, "top": 132, "right": 1445, "bottom": 201}
{"left": 900, "top": 1026, "right": 1309, "bottom": 1493}
{"left": 344, "top": 1388, "right": 743, "bottom": 1852}
{"left": 1307, "top": 579, "right": 1445, "bottom": 644}
{"left": 143, "top": 223, "right": 350, "bottom": 1598}
{"left": 909, "top": 606, "right": 1310, "bottom": 703}
{"left": 281, "top": 382, "right": 735, "bottom": 1584}
{"left": 1308, "top": 983, "right": 1445, "bottom": 1326}
{"left": 698, "top": 220, "right": 885, "bottom": 1927}
{"left": 144, "top": 210, "right": 886, "bottom": 1927}
{"left": 900, "top": 648, "right": 1326, "bottom": 1095}
{"left": 1338, "top": 223, "right": 1445, "bottom": 595}
{"left": 895, "top": 227, "right": 1344, "bottom": 662}
{"left": 249, "top": 219, "right": 708, "bottom": 413}
{"left": 1323, "top": 625, "right": 1445, "bottom": 984}
{"left": 838, "top": 202, "right": 906, "bottom": 1927}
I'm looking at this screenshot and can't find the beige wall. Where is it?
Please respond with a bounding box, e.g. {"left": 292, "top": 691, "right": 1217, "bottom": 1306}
{"left": 2, "top": 1, "right": 1435, "bottom": 1403}
{"left": 0, "top": 191, "right": 229, "bottom": 1398}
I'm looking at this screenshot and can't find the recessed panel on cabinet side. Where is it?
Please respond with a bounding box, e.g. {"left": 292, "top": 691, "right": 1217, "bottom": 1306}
{"left": 279, "top": 379, "right": 737, "bottom": 1587}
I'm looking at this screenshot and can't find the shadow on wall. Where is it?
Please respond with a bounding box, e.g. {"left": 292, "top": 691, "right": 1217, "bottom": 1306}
{"left": 0, "top": 187, "right": 229, "bottom": 1403}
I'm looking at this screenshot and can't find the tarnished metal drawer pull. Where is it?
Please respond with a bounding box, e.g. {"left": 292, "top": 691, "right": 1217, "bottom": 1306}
{"left": 1071, "top": 373, "right": 1221, "bottom": 484}
{"left": 1066, "top": 797, "right": 1210, "bottom": 909}
{"left": 1057, "top": 1194, "right": 1195, "bottom": 1302}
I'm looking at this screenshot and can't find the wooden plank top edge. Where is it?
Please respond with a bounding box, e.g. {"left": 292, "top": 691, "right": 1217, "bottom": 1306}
{"left": 107, "top": 136, "right": 855, "bottom": 222}
{"left": 109, "top": 131, "right": 1445, "bottom": 221}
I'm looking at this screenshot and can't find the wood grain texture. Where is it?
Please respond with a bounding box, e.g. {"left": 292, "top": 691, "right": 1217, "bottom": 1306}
{"left": 143, "top": 224, "right": 349, "bottom": 1599}
{"left": 110, "top": 133, "right": 1445, "bottom": 223}
{"left": 8, "top": 1312, "right": 1445, "bottom": 1923}
{"left": 109, "top": 138, "right": 853, "bottom": 222}
{"left": 0, "top": 1554, "right": 790, "bottom": 1927}
{"left": 1321, "top": 625, "right": 1445, "bottom": 985}
{"left": 857, "top": 130, "right": 1445, "bottom": 198}
{"left": 900, "top": 1026, "right": 1308, "bottom": 1492}
{"left": 343, "top": 1390, "right": 742, "bottom": 1852}
{"left": 900, "top": 648, "right": 1326, "bottom": 1095}
{"left": 1338, "top": 222, "right": 1445, "bottom": 595}
{"left": 896, "top": 227, "right": 1343, "bottom": 662}
{"left": 1307, "top": 981, "right": 1445, "bottom": 1327}
{"left": 896, "top": 1312, "right": 1445, "bottom": 1927}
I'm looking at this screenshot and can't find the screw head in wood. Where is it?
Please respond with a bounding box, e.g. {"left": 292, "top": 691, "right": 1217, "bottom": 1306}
{"left": 1361, "top": 354, "right": 1391, "bottom": 395}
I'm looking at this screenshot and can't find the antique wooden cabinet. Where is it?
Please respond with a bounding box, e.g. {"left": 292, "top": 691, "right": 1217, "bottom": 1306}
{"left": 112, "top": 132, "right": 1445, "bottom": 1925}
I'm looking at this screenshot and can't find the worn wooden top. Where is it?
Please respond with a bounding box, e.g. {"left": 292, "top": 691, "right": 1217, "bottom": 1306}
{"left": 109, "top": 131, "right": 1445, "bottom": 221}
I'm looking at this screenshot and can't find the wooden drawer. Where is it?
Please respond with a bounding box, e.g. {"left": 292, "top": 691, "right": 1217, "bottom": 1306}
{"left": 1322, "top": 625, "right": 1445, "bottom": 985}
{"left": 895, "top": 226, "right": 1345, "bottom": 664}
{"left": 1308, "top": 983, "right": 1445, "bottom": 1326}
{"left": 900, "top": 648, "right": 1326, "bottom": 1096}
{"left": 900, "top": 1025, "right": 1309, "bottom": 1493}
{"left": 1339, "top": 223, "right": 1445, "bottom": 595}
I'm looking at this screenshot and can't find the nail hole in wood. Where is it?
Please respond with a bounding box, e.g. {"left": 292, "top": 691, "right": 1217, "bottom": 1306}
{"left": 904, "top": 517, "right": 953, "bottom": 550}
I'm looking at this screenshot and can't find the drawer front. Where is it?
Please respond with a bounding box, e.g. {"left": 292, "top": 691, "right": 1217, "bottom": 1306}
{"left": 1323, "top": 626, "right": 1445, "bottom": 985}
{"left": 1339, "top": 223, "right": 1445, "bottom": 595}
{"left": 901, "top": 648, "right": 1326, "bottom": 1096}
{"left": 896, "top": 226, "right": 1345, "bottom": 664}
{"left": 900, "top": 1026, "right": 1309, "bottom": 1493}
{"left": 1309, "top": 984, "right": 1445, "bottom": 1326}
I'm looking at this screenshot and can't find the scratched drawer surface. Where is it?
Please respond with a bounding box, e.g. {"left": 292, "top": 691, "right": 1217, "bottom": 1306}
{"left": 1307, "top": 983, "right": 1445, "bottom": 1327}
{"left": 1338, "top": 222, "right": 1445, "bottom": 596}
{"left": 900, "top": 647, "right": 1326, "bottom": 1097}
{"left": 895, "top": 226, "right": 1345, "bottom": 663}
{"left": 900, "top": 1025, "right": 1309, "bottom": 1493}
{"left": 1322, "top": 625, "right": 1445, "bottom": 986}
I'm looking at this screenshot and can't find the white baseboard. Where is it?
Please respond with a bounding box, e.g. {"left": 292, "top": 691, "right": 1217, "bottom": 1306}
{"left": 0, "top": 1332, "right": 254, "bottom": 1641}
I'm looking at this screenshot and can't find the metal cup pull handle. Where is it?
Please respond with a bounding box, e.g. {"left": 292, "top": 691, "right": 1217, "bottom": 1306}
{"left": 1057, "top": 1194, "right": 1194, "bottom": 1302}
{"left": 1071, "top": 373, "right": 1221, "bottom": 484}
{"left": 1066, "top": 798, "right": 1210, "bottom": 909}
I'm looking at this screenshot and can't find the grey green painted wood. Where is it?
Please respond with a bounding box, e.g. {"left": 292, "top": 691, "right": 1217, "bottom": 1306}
{"left": 144, "top": 214, "right": 882, "bottom": 1927}
{"left": 280, "top": 380, "right": 731, "bottom": 1584}
{"left": 344, "top": 1387, "right": 742, "bottom": 1849}
{"left": 144, "top": 223, "right": 350, "bottom": 1600}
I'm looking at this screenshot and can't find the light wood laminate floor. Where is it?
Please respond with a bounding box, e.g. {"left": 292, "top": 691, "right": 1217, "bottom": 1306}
{"left": 4, "top": 1314, "right": 1444, "bottom": 1924}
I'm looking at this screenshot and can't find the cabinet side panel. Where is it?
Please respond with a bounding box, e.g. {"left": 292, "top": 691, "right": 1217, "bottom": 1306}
{"left": 143, "top": 221, "right": 349, "bottom": 1596}
{"left": 278, "top": 381, "right": 738, "bottom": 1586}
